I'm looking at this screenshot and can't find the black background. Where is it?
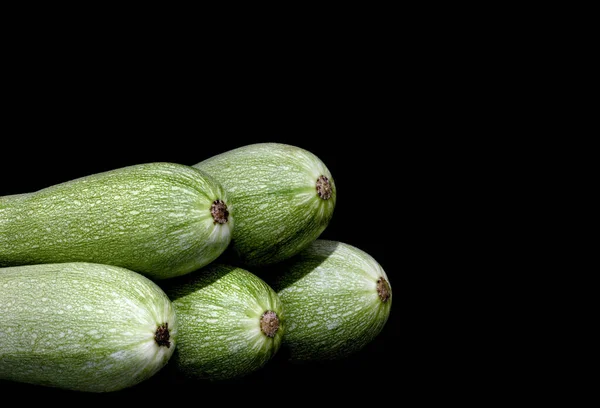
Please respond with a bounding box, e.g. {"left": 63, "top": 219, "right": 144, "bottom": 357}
{"left": 0, "top": 104, "right": 402, "bottom": 400}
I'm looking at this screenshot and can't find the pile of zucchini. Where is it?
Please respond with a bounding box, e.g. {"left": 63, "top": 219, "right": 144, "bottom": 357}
{"left": 0, "top": 143, "right": 392, "bottom": 392}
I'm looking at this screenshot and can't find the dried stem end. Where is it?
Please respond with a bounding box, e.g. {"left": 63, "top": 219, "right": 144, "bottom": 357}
{"left": 260, "top": 310, "right": 280, "bottom": 338}
{"left": 316, "top": 175, "right": 333, "bottom": 200}
{"left": 211, "top": 199, "right": 229, "bottom": 224}
{"left": 377, "top": 278, "right": 391, "bottom": 303}
{"left": 155, "top": 323, "right": 171, "bottom": 348}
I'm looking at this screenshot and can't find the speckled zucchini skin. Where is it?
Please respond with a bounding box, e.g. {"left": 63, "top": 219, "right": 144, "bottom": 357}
{"left": 0, "top": 162, "right": 233, "bottom": 279}
{"left": 270, "top": 240, "right": 392, "bottom": 361}
{"left": 194, "top": 143, "right": 335, "bottom": 266}
{"left": 0, "top": 262, "right": 177, "bottom": 392}
{"left": 164, "top": 264, "right": 284, "bottom": 380}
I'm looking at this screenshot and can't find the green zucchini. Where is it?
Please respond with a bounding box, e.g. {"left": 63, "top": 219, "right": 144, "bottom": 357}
{"left": 0, "top": 162, "right": 233, "bottom": 280}
{"left": 269, "top": 240, "right": 391, "bottom": 361}
{"left": 194, "top": 143, "right": 335, "bottom": 266}
{"left": 164, "top": 264, "right": 284, "bottom": 380}
{"left": 0, "top": 262, "right": 177, "bottom": 392}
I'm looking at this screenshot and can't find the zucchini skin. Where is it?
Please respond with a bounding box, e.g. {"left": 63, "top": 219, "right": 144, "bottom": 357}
{"left": 269, "top": 240, "right": 392, "bottom": 361}
{"left": 0, "top": 262, "right": 177, "bottom": 392}
{"left": 194, "top": 143, "right": 335, "bottom": 266}
{"left": 0, "top": 162, "right": 233, "bottom": 279}
{"left": 164, "top": 264, "right": 284, "bottom": 380}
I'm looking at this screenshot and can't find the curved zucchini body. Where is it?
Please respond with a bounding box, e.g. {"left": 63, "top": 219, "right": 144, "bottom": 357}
{"left": 0, "top": 262, "right": 177, "bottom": 392}
{"left": 194, "top": 143, "right": 335, "bottom": 266}
{"left": 270, "top": 240, "right": 391, "bottom": 361}
{"left": 0, "top": 162, "right": 233, "bottom": 279}
{"left": 164, "top": 264, "right": 284, "bottom": 380}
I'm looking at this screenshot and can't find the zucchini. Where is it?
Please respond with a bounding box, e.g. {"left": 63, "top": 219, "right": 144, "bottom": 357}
{"left": 194, "top": 143, "right": 335, "bottom": 266}
{"left": 0, "top": 262, "right": 177, "bottom": 392}
{"left": 269, "top": 240, "right": 391, "bottom": 361}
{"left": 0, "top": 162, "right": 233, "bottom": 280}
{"left": 164, "top": 264, "right": 284, "bottom": 380}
